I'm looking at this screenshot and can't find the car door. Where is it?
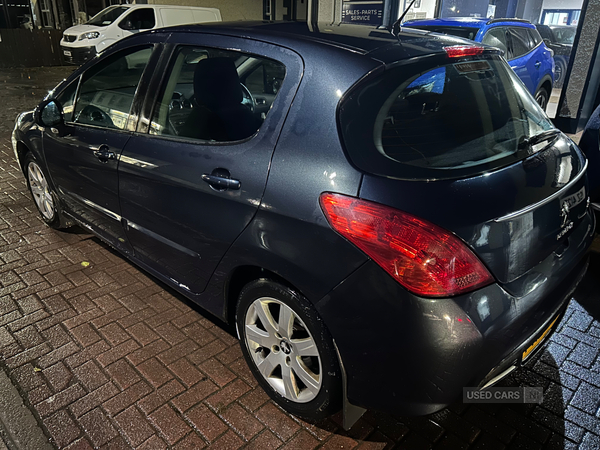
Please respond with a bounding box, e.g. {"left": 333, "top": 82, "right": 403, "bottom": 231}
{"left": 43, "top": 44, "right": 157, "bottom": 253}
{"left": 117, "top": 34, "right": 303, "bottom": 297}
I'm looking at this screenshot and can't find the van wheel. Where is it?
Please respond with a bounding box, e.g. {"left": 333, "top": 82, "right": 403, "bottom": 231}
{"left": 236, "top": 279, "right": 342, "bottom": 420}
{"left": 535, "top": 87, "right": 549, "bottom": 111}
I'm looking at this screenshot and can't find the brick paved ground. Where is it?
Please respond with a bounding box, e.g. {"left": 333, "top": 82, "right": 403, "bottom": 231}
{"left": 1, "top": 66, "right": 600, "bottom": 449}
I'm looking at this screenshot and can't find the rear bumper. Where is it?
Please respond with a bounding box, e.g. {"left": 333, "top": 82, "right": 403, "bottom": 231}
{"left": 60, "top": 45, "right": 96, "bottom": 65}
{"left": 316, "top": 208, "right": 595, "bottom": 415}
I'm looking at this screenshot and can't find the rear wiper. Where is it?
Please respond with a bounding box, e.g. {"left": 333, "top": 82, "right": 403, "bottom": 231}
{"left": 519, "top": 129, "right": 561, "bottom": 149}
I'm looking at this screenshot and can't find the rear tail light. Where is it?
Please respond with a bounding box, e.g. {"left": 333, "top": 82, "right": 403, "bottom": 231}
{"left": 444, "top": 45, "right": 485, "bottom": 58}
{"left": 319, "top": 193, "right": 494, "bottom": 298}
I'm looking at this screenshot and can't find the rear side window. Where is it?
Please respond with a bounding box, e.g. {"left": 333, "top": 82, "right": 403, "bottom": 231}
{"left": 529, "top": 29, "right": 543, "bottom": 46}
{"left": 481, "top": 27, "right": 508, "bottom": 55}
{"left": 149, "top": 46, "right": 286, "bottom": 142}
{"left": 509, "top": 28, "right": 533, "bottom": 58}
{"left": 339, "top": 54, "right": 554, "bottom": 180}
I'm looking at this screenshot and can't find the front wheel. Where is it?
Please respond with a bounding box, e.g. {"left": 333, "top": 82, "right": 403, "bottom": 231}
{"left": 236, "top": 279, "right": 342, "bottom": 420}
{"left": 535, "top": 87, "right": 549, "bottom": 111}
{"left": 25, "top": 155, "right": 68, "bottom": 229}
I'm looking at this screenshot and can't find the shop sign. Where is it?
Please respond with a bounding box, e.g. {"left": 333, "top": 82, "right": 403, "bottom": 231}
{"left": 342, "top": 1, "right": 384, "bottom": 26}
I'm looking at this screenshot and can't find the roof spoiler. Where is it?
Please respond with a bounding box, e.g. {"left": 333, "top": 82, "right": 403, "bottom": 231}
{"left": 486, "top": 18, "right": 532, "bottom": 25}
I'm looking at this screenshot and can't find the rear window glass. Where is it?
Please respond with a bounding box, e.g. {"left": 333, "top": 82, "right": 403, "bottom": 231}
{"left": 339, "top": 54, "right": 554, "bottom": 180}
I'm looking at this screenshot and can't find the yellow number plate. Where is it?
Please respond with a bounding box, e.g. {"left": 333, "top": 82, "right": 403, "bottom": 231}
{"left": 522, "top": 315, "right": 560, "bottom": 361}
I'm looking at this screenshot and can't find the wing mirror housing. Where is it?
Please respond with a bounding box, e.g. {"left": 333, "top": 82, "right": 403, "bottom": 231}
{"left": 36, "top": 99, "right": 64, "bottom": 128}
{"left": 119, "top": 20, "right": 134, "bottom": 30}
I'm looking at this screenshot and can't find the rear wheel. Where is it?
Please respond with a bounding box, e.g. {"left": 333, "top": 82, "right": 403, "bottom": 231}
{"left": 535, "top": 87, "right": 549, "bottom": 111}
{"left": 25, "top": 155, "right": 68, "bottom": 229}
{"left": 236, "top": 279, "right": 342, "bottom": 420}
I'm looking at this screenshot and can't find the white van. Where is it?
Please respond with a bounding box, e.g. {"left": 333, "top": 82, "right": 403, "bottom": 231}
{"left": 60, "top": 4, "right": 222, "bottom": 64}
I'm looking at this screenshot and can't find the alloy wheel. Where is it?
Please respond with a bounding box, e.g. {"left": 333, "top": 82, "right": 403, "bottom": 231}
{"left": 244, "top": 297, "right": 322, "bottom": 403}
{"left": 28, "top": 162, "right": 55, "bottom": 220}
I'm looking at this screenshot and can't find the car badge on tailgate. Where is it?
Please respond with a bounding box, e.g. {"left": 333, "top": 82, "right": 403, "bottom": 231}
{"left": 560, "top": 202, "right": 570, "bottom": 229}
{"left": 556, "top": 186, "right": 585, "bottom": 240}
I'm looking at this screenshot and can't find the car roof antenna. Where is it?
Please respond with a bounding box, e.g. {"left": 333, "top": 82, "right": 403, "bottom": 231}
{"left": 391, "top": 0, "right": 419, "bottom": 36}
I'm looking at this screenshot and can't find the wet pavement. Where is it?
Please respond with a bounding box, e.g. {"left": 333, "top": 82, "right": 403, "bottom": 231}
{"left": 1, "top": 66, "right": 600, "bottom": 449}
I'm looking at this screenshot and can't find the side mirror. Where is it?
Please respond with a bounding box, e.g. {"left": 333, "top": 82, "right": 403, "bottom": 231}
{"left": 37, "top": 100, "right": 64, "bottom": 128}
{"left": 120, "top": 20, "right": 134, "bottom": 30}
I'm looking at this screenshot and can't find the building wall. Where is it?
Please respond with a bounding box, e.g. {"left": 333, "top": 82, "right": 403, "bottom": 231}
{"left": 541, "top": 0, "right": 583, "bottom": 10}
{"left": 146, "top": 0, "right": 263, "bottom": 21}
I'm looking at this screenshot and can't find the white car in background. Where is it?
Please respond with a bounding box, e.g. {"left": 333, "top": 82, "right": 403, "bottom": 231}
{"left": 60, "top": 4, "right": 221, "bottom": 64}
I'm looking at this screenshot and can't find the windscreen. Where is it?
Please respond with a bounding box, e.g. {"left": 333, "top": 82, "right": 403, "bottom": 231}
{"left": 87, "top": 6, "right": 129, "bottom": 26}
{"left": 339, "top": 53, "right": 555, "bottom": 180}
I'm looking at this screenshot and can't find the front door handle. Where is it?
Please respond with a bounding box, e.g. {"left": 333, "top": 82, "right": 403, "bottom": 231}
{"left": 93, "top": 145, "right": 116, "bottom": 163}
{"left": 202, "top": 168, "right": 240, "bottom": 191}
{"left": 534, "top": 61, "right": 541, "bottom": 69}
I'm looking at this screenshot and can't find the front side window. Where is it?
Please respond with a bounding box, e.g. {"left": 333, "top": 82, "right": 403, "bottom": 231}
{"left": 55, "top": 78, "right": 79, "bottom": 122}
{"left": 73, "top": 46, "right": 153, "bottom": 130}
{"left": 149, "top": 46, "right": 286, "bottom": 142}
{"left": 119, "top": 8, "right": 155, "bottom": 30}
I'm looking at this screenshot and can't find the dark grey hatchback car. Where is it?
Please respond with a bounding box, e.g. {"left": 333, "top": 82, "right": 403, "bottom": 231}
{"left": 12, "top": 21, "right": 595, "bottom": 423}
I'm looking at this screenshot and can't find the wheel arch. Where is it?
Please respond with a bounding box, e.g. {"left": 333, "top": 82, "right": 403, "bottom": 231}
{"left": 536, "top": 75, "right": 553, "bottom": 96}
{"left": 16, "top": 141, "right": 31, "bottom": 175}
{"left": 224, "top": 265, "right": 300, "bottom": 326}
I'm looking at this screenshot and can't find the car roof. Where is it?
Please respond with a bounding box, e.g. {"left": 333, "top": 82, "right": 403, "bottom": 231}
{"left": 156, "top": 20, "right": 479, "bottom": 63}
{"left": 403, "top": 17, "right": 535, "bottom": 30}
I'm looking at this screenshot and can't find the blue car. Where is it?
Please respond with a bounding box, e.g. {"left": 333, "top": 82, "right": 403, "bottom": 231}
{"left": 404, "top": 18, "right": 555, "bottom": 110}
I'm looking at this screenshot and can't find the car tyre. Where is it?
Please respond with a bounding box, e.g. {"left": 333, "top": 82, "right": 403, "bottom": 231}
{"left": 25, "top": 154, "right": 69, "bottom": 229}
{"left": 535, "top": 87, "right": 549, "bottom": 111}
{"left": 236, "top": 279, "right": 342, "bottom": 420}
{"left": 555, "top": 59, "right": 566, "bottom": 88}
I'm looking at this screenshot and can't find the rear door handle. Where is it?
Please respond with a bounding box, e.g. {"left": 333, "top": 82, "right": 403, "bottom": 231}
{"left": 202, "top": 173, "right": 240, "bottom": 191}
{"left": 534, "top": 61, "right": 541, "bottom": 69}
{"left": 93, "top": 145, "right": 116, "bottom": 163}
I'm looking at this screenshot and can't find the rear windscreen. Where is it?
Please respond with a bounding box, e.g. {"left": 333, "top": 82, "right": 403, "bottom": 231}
{"left": 339, "top": 53, "right": 554, "bottom": 180}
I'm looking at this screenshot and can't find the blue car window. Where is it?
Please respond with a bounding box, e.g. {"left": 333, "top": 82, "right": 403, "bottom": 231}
{"left": 509, "top": 28, "right": 534, "bottom": 58}
{"left": 406, "top": 67, "right": 446, "bottom": 94}
{"left": 482, "top": 28, "right": 508, "bottom": 57}
{"left": 528, "top": 29, "right": 543, "bottom": 46}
